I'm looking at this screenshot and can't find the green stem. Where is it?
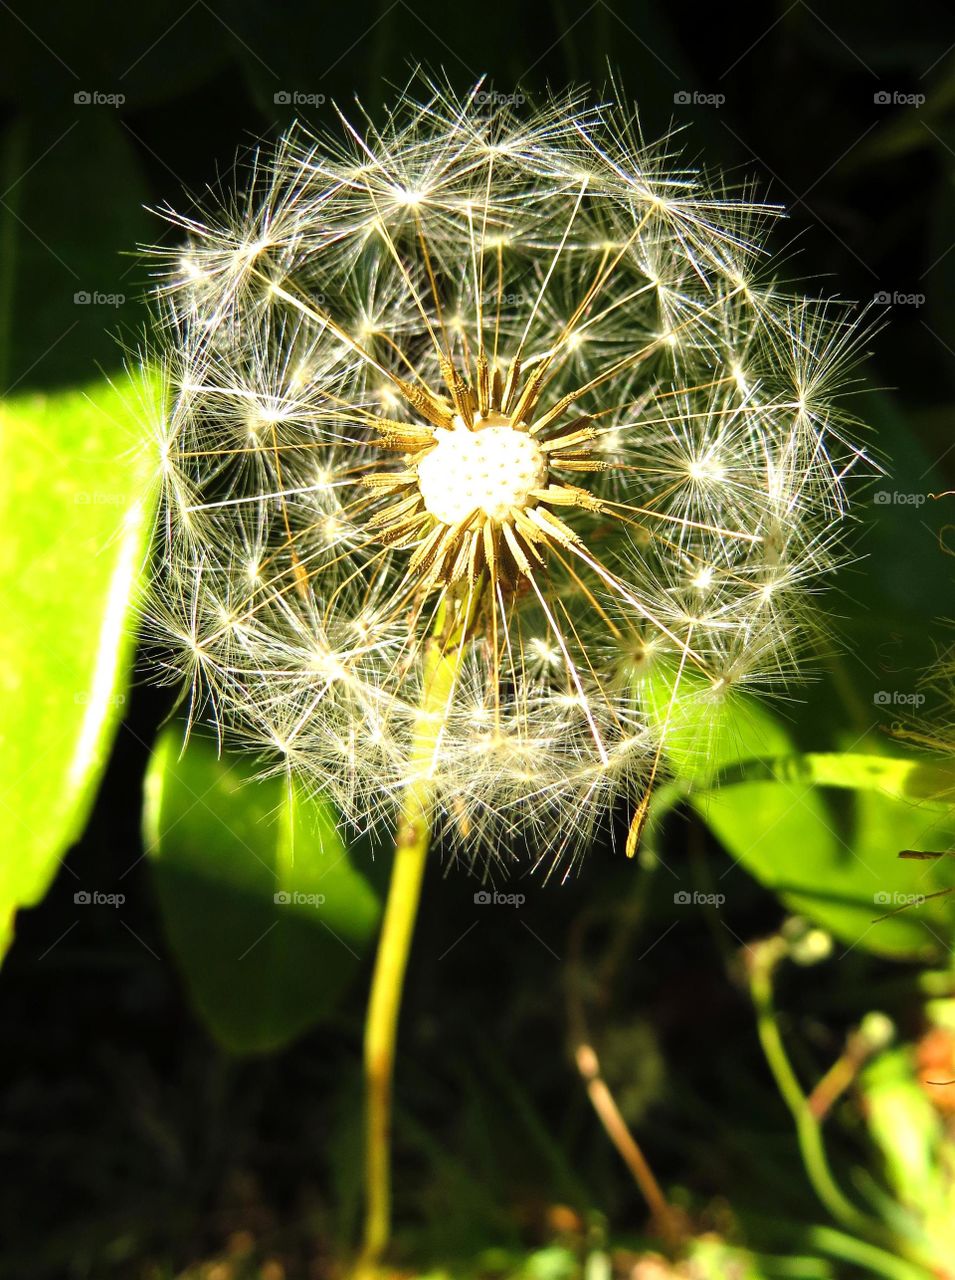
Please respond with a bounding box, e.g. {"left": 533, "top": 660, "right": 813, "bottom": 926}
{"left": 750, "top": 942, "right": 875, "bottom": 1235}
{"left": 355, "top": 599, "right": 471, "bottom": 1275}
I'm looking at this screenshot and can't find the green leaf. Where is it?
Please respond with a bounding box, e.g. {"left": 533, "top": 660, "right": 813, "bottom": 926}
{"left": 0, "top": 370, "right": 158, "bottom": 957}
{"left": 696, "top": 772, "right": 955, "bottom": 961}
{"left": 143, "top": 729, "right": 382, "bottom": 1054}
{"left": 639, "top": 670, "right": 955, "bottom": 959}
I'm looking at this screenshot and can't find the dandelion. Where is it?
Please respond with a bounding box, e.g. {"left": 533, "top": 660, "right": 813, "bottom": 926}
{"left": 144, "top": 75, "right": 871, "bottom": 1270}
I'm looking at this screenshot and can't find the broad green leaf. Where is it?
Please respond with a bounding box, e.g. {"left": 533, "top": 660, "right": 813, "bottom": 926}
{"left": 0, "top": 370, "right": 158, "bottom": 957}
{"left": 143, "top": 729, "right": 381, "bottom": 1054}
{"left": 639, "top": 670, "right": 955, "bottom": 959}
{"left": 698, "top": 774, "right": 955, "bottom": 961}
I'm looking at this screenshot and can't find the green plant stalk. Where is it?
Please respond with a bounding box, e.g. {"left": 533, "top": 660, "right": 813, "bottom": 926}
{"left": 807, "top": 1224, "right": 935, "bottom": 1280}
{"left": 356, "top": 597, "right": 472, "bottom": 1274}
{"left": 751, "top": 944, "right": 877, "bottom": 1234}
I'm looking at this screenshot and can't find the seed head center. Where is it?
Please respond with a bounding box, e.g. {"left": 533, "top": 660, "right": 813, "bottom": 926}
{"left": 416, "top": 414, "right": 547, "bottom": 526}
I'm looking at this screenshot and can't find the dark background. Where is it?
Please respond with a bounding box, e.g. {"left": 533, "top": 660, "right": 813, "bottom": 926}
{"left": 1, "top": 2, "right": 953, "bottom": 1276}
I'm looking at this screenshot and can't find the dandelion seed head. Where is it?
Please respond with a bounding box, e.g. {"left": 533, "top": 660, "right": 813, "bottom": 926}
{"left": 143, "top": 74, "right": 873, "bottom": 874}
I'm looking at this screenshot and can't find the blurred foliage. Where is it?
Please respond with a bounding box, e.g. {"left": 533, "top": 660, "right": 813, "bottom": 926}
{"left": 0, "top": 0, "right": 953, "bottom": 1276}
{"left": 143, "top": 731, "right": 381, "bottom": 1053}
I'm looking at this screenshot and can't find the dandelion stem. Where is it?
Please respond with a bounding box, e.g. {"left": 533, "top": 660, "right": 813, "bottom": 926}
{"left": 357, "top": 803, "right": 429, "bottom": 1273}
{"left": 356, "top": 592, "right": 472, "bottom": 1275}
